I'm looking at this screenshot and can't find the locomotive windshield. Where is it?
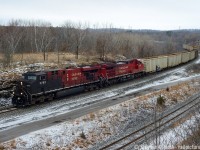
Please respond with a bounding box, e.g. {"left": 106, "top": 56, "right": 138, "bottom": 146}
{"left": 27, "top": 76, "right": 37, "bottom": 80}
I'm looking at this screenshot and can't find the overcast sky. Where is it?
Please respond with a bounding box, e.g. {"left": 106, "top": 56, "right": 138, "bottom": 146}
{"left": 0, "top": 0, "right": 199, "bottom": 30}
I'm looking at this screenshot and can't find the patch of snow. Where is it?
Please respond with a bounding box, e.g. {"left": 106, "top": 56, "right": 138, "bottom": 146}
{"left": 0, "top": 98, "right": 12, "bottom": 107}
{"left": 1, "top": 66, "right": 200, "bottom": 132}
{"left": 0, "top": 91, "right": 116, "bottom": 131}
{"left": 195, "top": 58, "right": 200, "bottom": 64}
{"left": 1, "top": 79, "right": 200, "bottom": 149}
{"left": 140, "top": 114, "right": 200, "bottom": 150}
{"left": 123, "top": 69, "right": 200, "bottom": 96}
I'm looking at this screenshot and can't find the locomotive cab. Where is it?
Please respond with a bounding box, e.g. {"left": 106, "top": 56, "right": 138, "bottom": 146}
{"left": 12, "top": 72, "right": 47, "bottom": 106}
{"left": 12, "top": 71, "right": 64, "bottom": 107}
{"left": 23, "top": 72, "right": 47, "bottom": 95}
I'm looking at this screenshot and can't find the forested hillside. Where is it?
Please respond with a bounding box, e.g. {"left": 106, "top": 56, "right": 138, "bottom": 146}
{"left": 0, "top": 20, "right": 200, "bottom": 67}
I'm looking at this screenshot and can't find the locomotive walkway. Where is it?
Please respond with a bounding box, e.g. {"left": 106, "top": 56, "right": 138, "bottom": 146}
{"left": 0, "top": 75, "right": 200, "bottom": 143}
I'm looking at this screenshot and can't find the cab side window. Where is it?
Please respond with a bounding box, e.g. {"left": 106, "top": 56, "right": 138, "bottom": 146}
{"left": 40, "top": 76, "right": 46, "bottom": 80}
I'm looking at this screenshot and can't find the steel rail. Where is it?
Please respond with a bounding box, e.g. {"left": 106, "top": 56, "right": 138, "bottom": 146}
{"left": 99, "top": 94, "right": 200, "bottom": 150}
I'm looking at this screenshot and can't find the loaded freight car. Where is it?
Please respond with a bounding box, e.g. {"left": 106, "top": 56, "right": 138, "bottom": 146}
{"left": 141, "top": 56, "right": 167, "bottom": 73}
{"left": 141, "top": 58, "right": 156, "bottom": 73}
{"left": 157, "top": 56, "right": 168, "bottom": 70}
{"left": 173, "top": 53, "right": 182, "bottom": 66}
{"left": 189, "top": 50, "right": 195, "bottom": 60}
{"left": 181, "top": 52, "right": 190, "bottom": 63}
{"left": 167, "top": 54, "right": 177, "bottom": 67}
{"left": 195, "top": 50, "right": 199, "bottom": 58}
{"left": 183, "top": 44, "right": 194, "bottom": 51}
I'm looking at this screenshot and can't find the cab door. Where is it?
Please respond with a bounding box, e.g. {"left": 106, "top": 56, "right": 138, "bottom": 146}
{"left": 39, "top": 75, "right": 47, "bottom": 93}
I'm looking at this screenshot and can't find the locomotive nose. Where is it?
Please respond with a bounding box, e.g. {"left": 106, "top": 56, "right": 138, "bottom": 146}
{"left": 12, "top": 81, "right": 27, "bottom": 106}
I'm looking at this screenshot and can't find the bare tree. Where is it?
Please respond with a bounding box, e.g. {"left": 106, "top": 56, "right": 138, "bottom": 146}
{"left": 73, "top": 22, "right": 88, "bottom": 59}
{"left": 62, "top": 21, "right": 75, "bottom": 52}
{"left": 96, "top": 26, "right": 114, "bottom": 61}
{"left": 2, "top": 19, "right": 24, "bottom": 66}
{"left": 33, "top": 21, "right": 53, "bottom": 61}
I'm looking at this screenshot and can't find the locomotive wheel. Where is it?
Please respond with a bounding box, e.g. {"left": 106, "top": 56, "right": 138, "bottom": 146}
{"left": 40, "top": 96, "right": 45, "bottom": 103}
{"left": 31, "top": 100, "right": 36, "bottom": 105}
{"left": 48, "top": 95, "right": 53, "bottom": 101}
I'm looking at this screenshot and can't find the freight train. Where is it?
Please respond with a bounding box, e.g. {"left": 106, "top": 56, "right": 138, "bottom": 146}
{"left": 12, "top": 49, "right": 198, "bottom": 107}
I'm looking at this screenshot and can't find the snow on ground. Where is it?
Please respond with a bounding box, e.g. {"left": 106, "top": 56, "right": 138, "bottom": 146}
{"left": 0, "top": 63, "right": 41, "bottom": 78}
{"left": 0, "top": 66, "right": 197, "bottom": 130}
{"left": 139, "top": 114, "right": 200, "bottom": 150}
{"left": 0, "top": 98, "right": 12, "bottom": 107}
{"left": 1, "top": 79, "right": 200, "bottom": 150}
{"left": 0, "top": 62, "right": 54, "bottom": 80}
{"left": 120, "top": 68, "right": 200, "bottom": 97}
{"left": 0, "top": 91, "right": 116, "bottom": 131}
{"left": 195, "top": 57, "right": 200, "bottom": 64}
{"left": 0, "top": 61, "right": 79, "bottom": 81}
{"left": 1, "top": 66, "right": 200, "bottom": 132}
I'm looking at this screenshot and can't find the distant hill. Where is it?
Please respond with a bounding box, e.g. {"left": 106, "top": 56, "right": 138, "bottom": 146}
{"left": 87, "top": 28, "right": 200, "bottom": 33}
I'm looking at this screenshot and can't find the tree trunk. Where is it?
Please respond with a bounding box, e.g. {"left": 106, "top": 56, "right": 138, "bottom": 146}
{"left": 76, "top": 46, "right": 79, "bottom": 59}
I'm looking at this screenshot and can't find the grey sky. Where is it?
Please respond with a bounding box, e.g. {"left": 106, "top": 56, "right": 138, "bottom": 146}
{"left": 0, "top": 0, "right": 199, "bottom": 30}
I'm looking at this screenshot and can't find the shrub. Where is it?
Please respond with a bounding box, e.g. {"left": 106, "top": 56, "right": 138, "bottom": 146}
{"left": 157, "top": 95, "right": 166, "bottom": 107}
{"left": 80, "top": 131, "right": 86, "bottom": 139}
{"left": 166, "top": 87, "right": 170, "bottom": 92}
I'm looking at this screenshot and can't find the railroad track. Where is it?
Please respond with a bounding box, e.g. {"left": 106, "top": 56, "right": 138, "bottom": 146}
{"left": 0, "top": 107, "right": 17, "bottom": 115}
{"left": 98, "top": 93, "right": 200, "bottom": 150}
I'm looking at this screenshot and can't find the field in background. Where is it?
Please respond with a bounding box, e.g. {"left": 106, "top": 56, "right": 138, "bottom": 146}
{"left": 0, "top": 52, "right": 107, "bottom": 67}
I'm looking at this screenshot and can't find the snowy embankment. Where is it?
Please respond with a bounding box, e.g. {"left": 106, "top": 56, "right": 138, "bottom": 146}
{"left": 1, "top": 78, "right": 200, "bottom": 149}
{"left": 0, "top": 98, "right": 12, "bottom": 107}
{"left": 0, "top": 63, "right": 45, "bottom": 81}
{"left": 139, "top": 112, "right": 200, "bottom": 150}
{"left": 0, "top": 57, "right": 200, "bottom": 149}
{"left": 0, "top": 66, "right": 200, "bottom": 132}
{"left": 195, "top": 57, "right": 200, "bottom": 64}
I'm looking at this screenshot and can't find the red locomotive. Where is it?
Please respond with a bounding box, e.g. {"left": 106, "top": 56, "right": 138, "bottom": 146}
{"left": 12, "top": 59, "right": 144, "bottom": 106}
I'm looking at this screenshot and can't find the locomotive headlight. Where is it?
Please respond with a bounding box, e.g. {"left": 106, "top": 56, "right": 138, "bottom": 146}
{"left": 21, "top": 92, "right": 23, "bottom": 95}
{"left": 20, "top": 82, "right": 23, "bottom": 85}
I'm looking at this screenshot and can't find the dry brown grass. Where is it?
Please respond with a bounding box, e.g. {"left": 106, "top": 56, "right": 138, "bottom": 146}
{"left": 10, "top": 140, "right": 16, "bottom": 149}
{"left": 0, "top": 145, "right": 5, "bottom": 150}
{"left": 89, "top": 113, "right": 96, "bottom": 120}
{"left": 171, "top": 114, "right": 194, "bottom": 128}
{"left": 0, "top": 52, "right": 102, "bottom": 66}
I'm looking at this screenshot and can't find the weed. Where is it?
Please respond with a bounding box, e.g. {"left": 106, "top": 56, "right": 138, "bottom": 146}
{"left": 80, "top": 131, "right": 86, "bottom": 139}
